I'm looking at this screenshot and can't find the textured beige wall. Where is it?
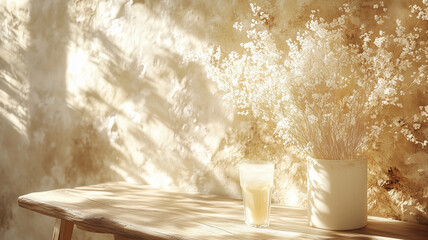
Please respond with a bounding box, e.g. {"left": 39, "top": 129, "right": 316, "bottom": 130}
{"left": 0, "top": 0, "right": 426, "bottom": 239}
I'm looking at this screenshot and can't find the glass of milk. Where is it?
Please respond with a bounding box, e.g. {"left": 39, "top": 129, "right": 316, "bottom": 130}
{"left": 239, "top": 161, "right": 274, "bottom": 228}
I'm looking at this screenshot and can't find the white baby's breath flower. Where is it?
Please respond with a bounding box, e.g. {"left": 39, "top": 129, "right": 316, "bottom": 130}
{"left": 413, "top": 123, "right": 421, "bottom": 130}
{"left": 374, "top": 37, "right": 385, "bottom": 47}
{"left": 190, "top": 1, "right": 428, "bottom": 159}
{"left": 233, "top": 22, "right": 243, "bottom": 31}
{"left": 384, "top": 87, "right": 397, "bottom": 96}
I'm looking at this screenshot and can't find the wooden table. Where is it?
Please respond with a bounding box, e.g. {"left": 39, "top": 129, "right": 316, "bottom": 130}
{"left": 18, "top": 182, "right": 428, "bottom": 240}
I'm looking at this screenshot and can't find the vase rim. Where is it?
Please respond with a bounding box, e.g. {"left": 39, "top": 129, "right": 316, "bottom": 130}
{"left": 308, "top": 157, "right": 366, "bottom": 162}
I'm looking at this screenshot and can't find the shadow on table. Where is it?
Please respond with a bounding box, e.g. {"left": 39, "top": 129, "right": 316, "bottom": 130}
{"left": 23, "top": 183, "right": 428, "bottom": 240}
{"left": 258, "top": 206, "right": 427, "bottom": 240}
{"left": 347, "top": 217, "right": 428, "bottom": 240}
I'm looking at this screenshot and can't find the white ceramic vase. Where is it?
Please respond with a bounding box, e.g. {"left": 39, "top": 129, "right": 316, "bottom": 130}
{"left": 307, "top": 157, "right": 367, "bottom": 230}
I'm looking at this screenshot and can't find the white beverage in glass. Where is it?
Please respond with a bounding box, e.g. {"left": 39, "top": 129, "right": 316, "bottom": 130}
{"left": 239, "top": 161, "right": 274, "bottom": 228}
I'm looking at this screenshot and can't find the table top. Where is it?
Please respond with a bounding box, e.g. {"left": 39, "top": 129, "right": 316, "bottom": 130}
{"left": 18, "top": 182, "right": 428, "bottom": 240}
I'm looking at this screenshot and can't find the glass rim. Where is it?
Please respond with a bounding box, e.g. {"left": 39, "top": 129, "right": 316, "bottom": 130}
{"left": 239, "top": 160, "right": 274, "bottom": 166}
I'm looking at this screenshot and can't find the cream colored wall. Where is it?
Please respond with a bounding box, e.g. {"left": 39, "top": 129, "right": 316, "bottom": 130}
{"left": 0, "top": 0, "right": 426, "bottom": 239}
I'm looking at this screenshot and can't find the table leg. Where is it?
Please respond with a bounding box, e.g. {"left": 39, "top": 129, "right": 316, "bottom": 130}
{"left": 52, "top": 218, "right": 74, "bottom": 240}
{"left": 114, "top": 234, "right": 132, "bottom": 240}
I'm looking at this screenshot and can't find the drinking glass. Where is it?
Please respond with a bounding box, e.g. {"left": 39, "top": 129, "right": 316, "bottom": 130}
{"left": 239, "top": 161, "right": 274, "bottom": 228}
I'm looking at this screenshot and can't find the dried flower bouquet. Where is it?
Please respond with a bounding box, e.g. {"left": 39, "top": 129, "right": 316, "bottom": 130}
{"left": 192, "top": 2, "right": 428, "bottom": 160}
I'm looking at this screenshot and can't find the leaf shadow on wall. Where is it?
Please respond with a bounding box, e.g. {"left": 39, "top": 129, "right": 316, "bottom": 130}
{"left": 0, "top": 1, "right": 129, "bottom": 239}
{"left": 24, "top": 0, "right": 125, "bottom": 191}
{"left": 84, "top": 26, "right": 232, "bottom": 193}
{"left": 131, "top": 0, "right": 251, "bottom": 54}
{"left": 0, "top": 7, "right": 32, "bottom": 234}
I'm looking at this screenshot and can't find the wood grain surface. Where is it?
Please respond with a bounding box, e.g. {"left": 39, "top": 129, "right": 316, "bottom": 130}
{"left": 18, "top": 182, "right": 428, "bottom": 240}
